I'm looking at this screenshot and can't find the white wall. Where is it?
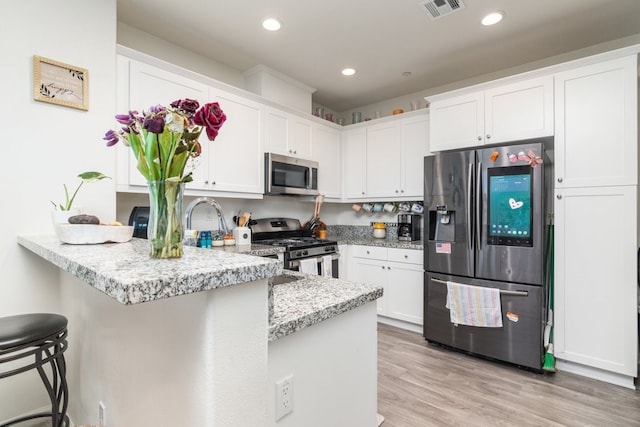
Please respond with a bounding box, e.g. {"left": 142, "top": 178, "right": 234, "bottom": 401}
{"left": 118, "top": 22, "right": 246, "bottom": 90}
{"left": 0, "top": 0, "right": 117, "bottom": 421}
{"left": 267, "top": 303, "right": 378, "bottom": 427}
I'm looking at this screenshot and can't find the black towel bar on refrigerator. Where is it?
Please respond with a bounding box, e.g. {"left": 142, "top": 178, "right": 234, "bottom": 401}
{"left": 431, "top": 277, "right": 529, "bottom": 297}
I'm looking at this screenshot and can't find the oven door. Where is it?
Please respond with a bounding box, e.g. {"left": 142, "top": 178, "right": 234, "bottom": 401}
{"left": 288, "top": 253, "right": 339, "bottom": 278}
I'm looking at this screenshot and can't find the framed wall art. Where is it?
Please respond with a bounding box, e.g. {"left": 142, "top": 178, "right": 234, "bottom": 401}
{"left": 33, "top": 55, "right": 89, "bottom": 111}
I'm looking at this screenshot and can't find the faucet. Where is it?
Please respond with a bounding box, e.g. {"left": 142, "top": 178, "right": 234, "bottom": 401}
{"left": 184, "top": 197, "right": 230, "bottom": 235}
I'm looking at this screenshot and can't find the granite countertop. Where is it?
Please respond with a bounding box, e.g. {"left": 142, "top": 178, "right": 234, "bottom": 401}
{"left": 17, "top": 235, "right": 282, "bottom": 305}
{"left": 268, "top": 270, "right": 383, "bottom": 342}
{"left": 332, "top": 236, "right": 424, "bottom": 250}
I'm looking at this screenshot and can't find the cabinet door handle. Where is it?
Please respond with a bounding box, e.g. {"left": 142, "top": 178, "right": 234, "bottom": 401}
{"left": 362, "top": 191, "right": 365, "bottom": 195}
{"left": 404, "top": 254, "right": 408, "bottom": 258}
{"left": 395, "top": 190, "right": 399, "bottom": 193}
{"left": 557, "top": 194, "right": 562, "bottom": 200}
{"left": 557, "top": 177, "right": 563, "bottom": 183}
{"left": 204, "top": 180, "right": 209, "bottom": 184}
{"left": 486, "top": 134, "right": 491, "bottom": 139}
{"left": 477, "top": 136, "right": 482, "bottom": 141}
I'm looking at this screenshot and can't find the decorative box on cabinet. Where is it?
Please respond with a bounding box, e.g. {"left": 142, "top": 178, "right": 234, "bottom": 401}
{"left": 429, "top": 76, "right": 553, "bottom": 152}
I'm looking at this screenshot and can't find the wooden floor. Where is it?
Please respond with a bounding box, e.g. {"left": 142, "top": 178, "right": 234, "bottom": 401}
{"left": 377, "top": 323, "right": 640, "bottom": 427}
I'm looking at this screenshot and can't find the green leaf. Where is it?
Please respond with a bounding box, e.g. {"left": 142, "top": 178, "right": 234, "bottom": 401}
{"left": 77, "top": 171, "right": 110, "bottom": 182}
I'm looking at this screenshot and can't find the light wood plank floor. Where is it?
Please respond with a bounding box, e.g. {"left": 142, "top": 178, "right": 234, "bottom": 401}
{"left": 377, "top": 323, "right": 640, "bottom": 427}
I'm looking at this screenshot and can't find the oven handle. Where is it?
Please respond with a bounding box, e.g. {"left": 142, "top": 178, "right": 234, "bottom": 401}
{"left": 288, "top": 252, "right": 340, "bottom": 268}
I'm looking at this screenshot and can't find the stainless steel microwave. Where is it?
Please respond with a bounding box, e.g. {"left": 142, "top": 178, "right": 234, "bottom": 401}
{"left": 264, "top": 153, "right": 319, "bottom": 196}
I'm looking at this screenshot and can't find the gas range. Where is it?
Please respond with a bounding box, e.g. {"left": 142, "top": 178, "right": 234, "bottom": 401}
{"left": 251, "top": 218, "right": 339, "bottom": 275}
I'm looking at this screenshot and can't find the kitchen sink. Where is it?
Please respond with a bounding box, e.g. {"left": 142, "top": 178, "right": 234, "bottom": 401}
{"left": 269, "top": 275, "right": 301, "bottom": 285}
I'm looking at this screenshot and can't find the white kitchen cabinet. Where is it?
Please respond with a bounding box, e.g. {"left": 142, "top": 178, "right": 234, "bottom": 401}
{"left": 125, "top": 59, "right": 210, "bottom": 187}
{"left": 554, "top": 185, "right": 637, "bottom": 378}
{"left": 401, "top": 114, "right": 431, "bottom": 197}
{"left": 429, "top": 76, "right": 553, "bottom": 152}
{"left": 348, "top": 245, "right": 424, "bottom": 328}
{"left": 264, "top": 107, "right": 312, "bottom": 158}
{"left": 311, "top": 124, "right": 341, "bottom": 199}
{"left": 430, "top": 92, "right": 484, "bottom": 152}
{"left": 189, "top": 88, "right": 263, "bottom": 195}
{"left": 119, "top": 57, "right": 264, "bottom": 196}
{"left": 554, "top": 55, "right": 637, "bottom": 188}
{"left": 342, "top": 111, "right": 429, "bottom": 200}
{"left": 365, "top": 121, "right": 402, "bottom": 198}
{"left": 342, "top": 127, "right": 367, "bottom": 198}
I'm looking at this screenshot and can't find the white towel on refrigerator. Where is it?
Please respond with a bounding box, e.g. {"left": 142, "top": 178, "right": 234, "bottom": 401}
{"left": 322, "top": 255, "right": 333, "bottom": 278}
{"left": 299, "top": 258, "right": 318, "bottom": 275}
{"left": 445, "top": 281, "right": 503, "bottom": 328}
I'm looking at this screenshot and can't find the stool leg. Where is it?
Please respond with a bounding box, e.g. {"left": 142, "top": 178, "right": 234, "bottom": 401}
{"left": 35, "top": 346, "right": 69, "bottom": 427}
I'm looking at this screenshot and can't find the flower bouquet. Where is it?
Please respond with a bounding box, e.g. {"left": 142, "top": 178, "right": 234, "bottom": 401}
{"left": 103, "top": 99, "right": 226, "bottom": 258}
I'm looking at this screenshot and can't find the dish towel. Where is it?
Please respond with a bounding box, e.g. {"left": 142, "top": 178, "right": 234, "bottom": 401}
{"left": 321, "top": 255, "right": 333, "bottom": 278}
{"left": 299, "top": 258, "right": 318, "bottom": 275}
{"left": 445, "top": 281, "right": 503, "bottom": 327}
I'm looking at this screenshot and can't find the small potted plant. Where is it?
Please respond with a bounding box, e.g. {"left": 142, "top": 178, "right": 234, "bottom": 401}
{"left": 51, "top": 171, "right": 110, "bottom": 224}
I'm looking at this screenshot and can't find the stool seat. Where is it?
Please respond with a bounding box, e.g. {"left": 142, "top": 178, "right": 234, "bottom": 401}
{"left": 0, "top": 314, "right": 67, "bottom": 350}
{"left": 0, "top": 313, "right": 69, "bottom": 427}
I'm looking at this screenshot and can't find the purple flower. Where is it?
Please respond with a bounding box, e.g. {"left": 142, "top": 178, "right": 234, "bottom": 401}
{"left": 148, "top": 105, "right": 166, "bottom": 114}
{"left": 170, "top": 98, "right": 200, "bottom": 115}
{"left": 103, "top": 129, "right": 119, "bottom": 146}
{"left": 115, "top": 114, "right": 133, "bottom": 126}
{"left": 143, "top": 114, "right": 165, "bottom": 134}
{"left": 194, "top": 102, "right": 226, "bottom": 140}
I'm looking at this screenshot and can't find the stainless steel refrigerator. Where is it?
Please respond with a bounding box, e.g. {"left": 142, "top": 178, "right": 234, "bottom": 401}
{"left": 423, "top": 138, "right": 553, "bottom": 370}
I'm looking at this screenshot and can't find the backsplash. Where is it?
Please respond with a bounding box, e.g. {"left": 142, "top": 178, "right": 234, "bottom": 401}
{"left": 328, "top": 224, "right": 399, "bottom": 240}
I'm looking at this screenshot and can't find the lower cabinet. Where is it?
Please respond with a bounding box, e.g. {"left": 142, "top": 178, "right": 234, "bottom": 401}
{"left": 348, "top": 245, "right": 424, "bottom": 327}
{"left": 554, "top": 185, "right": 638, "bottom": 378}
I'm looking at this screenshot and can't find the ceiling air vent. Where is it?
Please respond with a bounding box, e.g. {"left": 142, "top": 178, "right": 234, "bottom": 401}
{"left": 419, "top": 0, "right": 466, "bottom": 20}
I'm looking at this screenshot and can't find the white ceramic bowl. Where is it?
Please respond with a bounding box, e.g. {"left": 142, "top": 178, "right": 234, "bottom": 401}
{"left": 55, "top": 224, "right": 134, "bottom": 244}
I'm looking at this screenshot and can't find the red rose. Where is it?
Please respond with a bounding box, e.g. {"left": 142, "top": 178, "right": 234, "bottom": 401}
{"left": 193, "top": 102, "right": 226, "bottom": 140}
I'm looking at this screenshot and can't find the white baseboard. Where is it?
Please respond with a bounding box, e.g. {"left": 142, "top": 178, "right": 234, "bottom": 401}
{"left": 377, "top": 316, "right": 423, "bottom": 334}
{"left": 556, "top": 359, "right": 637, "bottom": 390}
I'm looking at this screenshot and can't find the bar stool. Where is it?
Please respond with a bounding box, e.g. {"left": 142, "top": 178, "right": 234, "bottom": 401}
{"left": 0, "top": 313, "right": 69, "bottom": 427}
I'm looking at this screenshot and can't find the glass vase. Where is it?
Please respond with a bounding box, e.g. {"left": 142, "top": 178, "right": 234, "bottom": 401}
{"left": 147, "top": 180, "right": 185, "bottom": 259}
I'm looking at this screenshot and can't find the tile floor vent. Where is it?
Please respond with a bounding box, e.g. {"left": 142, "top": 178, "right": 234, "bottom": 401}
{"left": 419, "top": 0, "right": 466, "bottom": 20}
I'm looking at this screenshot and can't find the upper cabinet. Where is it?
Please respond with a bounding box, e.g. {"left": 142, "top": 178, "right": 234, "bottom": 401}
{"left": 125, "top": 60, "right": 210, "bottom": 187}
{"left": 264, "top": 107, "right": 312, "bottom": 159}
{"left": 342, "top": 111, "right": 429, "bottom": 200}
{"left": 117, "top": 57, "right": 264, "bottom": 197}
{"left": 188, "top": 89, "right": 264, "bottom": 195}
{"left": 554, "top": 55, "right": 637, "bottom": 188}
{"left": 311, "top": 125, "right": 342, "bottom": 199}
{"left": 429, "top": 76, "right": 554, "bottom": 152}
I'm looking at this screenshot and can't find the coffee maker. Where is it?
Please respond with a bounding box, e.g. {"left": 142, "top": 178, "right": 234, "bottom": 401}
{"left": 397, "top": 214, "right": 421, "bottom": 241}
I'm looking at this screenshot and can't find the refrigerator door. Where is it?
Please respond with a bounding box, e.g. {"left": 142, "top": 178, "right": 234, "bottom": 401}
{"left": 424, "top": 151, "right": 474, "bottom": 278}
{"left": 423, "top": 272, "right": 544, "bottom": 370}
{"left": 476, "top": 141, "right": 551, "bottom": 285}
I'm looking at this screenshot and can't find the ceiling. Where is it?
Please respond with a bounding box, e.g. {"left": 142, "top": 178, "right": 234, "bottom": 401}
{"left": 117, "top": 0, "right": 640, "bottom": 112}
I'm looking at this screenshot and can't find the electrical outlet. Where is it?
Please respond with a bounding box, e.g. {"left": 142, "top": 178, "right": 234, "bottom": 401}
{"left": 275, "top": 374, "right": 294, "bottom": 420}
{"left": 98, "top": 401, "right": 106, "bottom": 427}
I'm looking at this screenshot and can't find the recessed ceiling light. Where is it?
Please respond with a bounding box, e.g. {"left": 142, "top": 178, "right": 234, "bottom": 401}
{"left": 262, "top": 18, "right": 281, "bottom": 31}
{"left": 402, "top": 71, "right": 412, "bottom": 77}
{"left": 342, "top": 68, "right": 356, "bottom": 76}
{"left": 481, "top": 11, "right": 504, "bottom": 26}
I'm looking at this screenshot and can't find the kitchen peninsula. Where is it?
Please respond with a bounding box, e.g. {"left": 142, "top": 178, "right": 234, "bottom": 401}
{"left": 17, "top": 236, "right": 382, "bottom": 426}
